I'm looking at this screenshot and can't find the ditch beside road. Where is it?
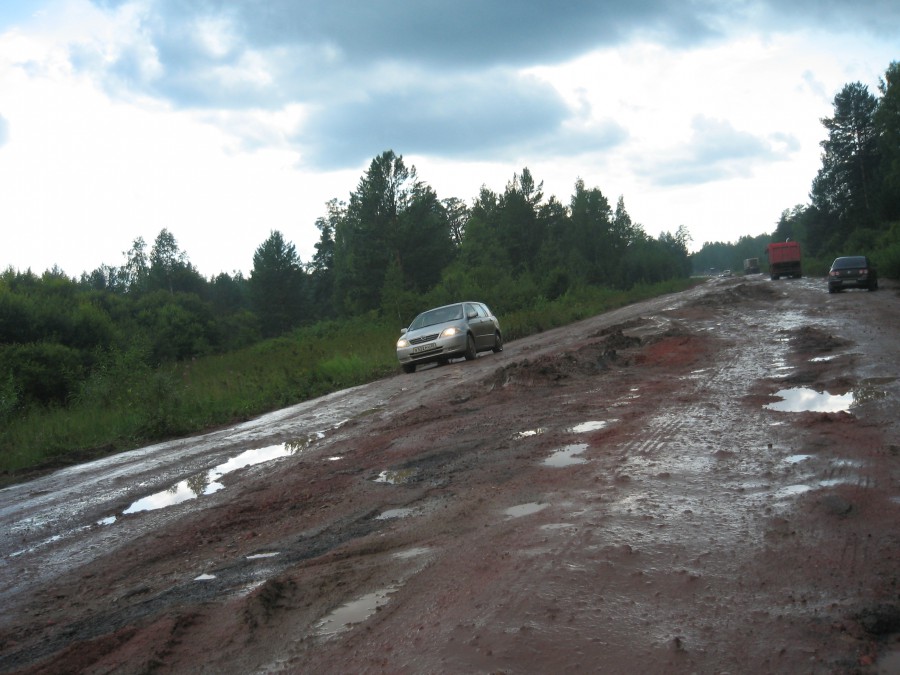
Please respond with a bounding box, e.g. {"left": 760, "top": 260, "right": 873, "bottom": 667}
{"left": 1, "top": 275, "right": 899, "bottom": 673}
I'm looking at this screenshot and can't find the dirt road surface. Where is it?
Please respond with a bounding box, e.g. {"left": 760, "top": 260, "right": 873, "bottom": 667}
{"left": 2, "top": 276, "right": 899, "bottom": 674}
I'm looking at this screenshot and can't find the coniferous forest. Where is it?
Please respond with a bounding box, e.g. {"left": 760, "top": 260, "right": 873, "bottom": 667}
{"left": 2, "top": 61, "right": 898, "bottom": 476}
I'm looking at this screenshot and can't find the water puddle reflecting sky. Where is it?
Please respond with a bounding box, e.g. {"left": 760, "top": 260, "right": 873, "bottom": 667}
{"left": 315, "top": 585, "right": 399, "bottom": 637}
{"left": 505, "top": 502, "right": 549, "bottom": 518}
{"left": 124, "top": 440, "right": 313, "bottom": 515}
{"left": 765, "top": 379, "right": 893, "bottom": 414}
{"left": 543, "top": 443, "right": 589, "bottom": 468}
{"left": 374, "top": 468, "right": 417, "bottom": 485}
{"left": 764, "top": 388, "right": 853, "bottom": 413}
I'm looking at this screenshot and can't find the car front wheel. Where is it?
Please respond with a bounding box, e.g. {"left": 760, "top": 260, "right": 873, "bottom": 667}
{"left": 402, "top": 363, "right": 416, "bottom": 374}
{"left": 464, "top": 334, "right": 477, "bottom": 361}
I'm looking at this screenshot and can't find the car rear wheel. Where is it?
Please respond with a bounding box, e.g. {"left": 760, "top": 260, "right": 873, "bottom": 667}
{"left": 464, "top": 334, "right": 477, "bottom": 361}
{"left": 492, "top": 332, "right": 503, "bottom": 353}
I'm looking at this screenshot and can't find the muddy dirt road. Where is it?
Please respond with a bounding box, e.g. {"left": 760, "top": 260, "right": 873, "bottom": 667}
{"left": 2, "top": 276, "right": 899, "bottom": 674}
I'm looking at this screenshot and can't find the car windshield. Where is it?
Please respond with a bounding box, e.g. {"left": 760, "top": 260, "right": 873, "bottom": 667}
{"left": 409, "top": 305, "right": 463, "bottom": 330}
{"left": 833, "top": 257, "right": 867, "bottom": 269}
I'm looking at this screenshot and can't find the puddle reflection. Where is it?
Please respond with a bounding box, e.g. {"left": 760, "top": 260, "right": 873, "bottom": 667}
{"left": 505, "top": 502, "right": 549, "bottom": 518}
{"left": 764, "top": 388, "right": 853, "bottom": 413}
{"left": 246, "top": 552, "right": 280, "bottom": 560}
{"left": 374, "top": 468, "right": 416, "bottom": 485}
{"left": 315, "top": 585, "right": 399, "bottom": 637}
{"left": 124, "top": 442, "right": 306, "bottom": 515}
{"left": 393, "top": 546, "right": 431, "bottom": 559}
{"left": 570, "top": 420, "right": 614, "bottom": 433}
{"left": 765, "top": 380, "right": 892, "bottom": 414}
{"left": 543, "top": 443, "right": 589, "bottom": 467}
{"left": 377, "top": 507, "right": 417, "bottom": 520}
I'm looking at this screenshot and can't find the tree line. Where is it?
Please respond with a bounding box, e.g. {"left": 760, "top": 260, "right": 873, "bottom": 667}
{"left": 1, "top": 159, "right": 690, "bottom": 419}
{"left": 693, "top": 60, "right": 900, "bottom": 275}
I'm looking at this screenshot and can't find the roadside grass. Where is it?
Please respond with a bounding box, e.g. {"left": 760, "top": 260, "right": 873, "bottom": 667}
{"left": 0, "top": 279, "right": 696, "bottom": 481}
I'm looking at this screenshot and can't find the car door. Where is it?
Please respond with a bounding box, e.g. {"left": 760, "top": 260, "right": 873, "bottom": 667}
{"left": 466, "top": 303, "right": 490, "bottom": 349}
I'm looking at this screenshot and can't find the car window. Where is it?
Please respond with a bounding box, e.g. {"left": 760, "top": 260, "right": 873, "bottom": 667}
{"left": 479, "top": 303, "right": 493, "bottom": 318}
{"left": 473, "top": 304, "right": 488, "bottom": 318}
{"left": 409, "top": 304, "right": 463, "bottom": 330}
{"left": 464, "top": 303, "right": 478, "bottom": 319}
{"left": 834, "top": 257, "right": 866, "bottom": 269}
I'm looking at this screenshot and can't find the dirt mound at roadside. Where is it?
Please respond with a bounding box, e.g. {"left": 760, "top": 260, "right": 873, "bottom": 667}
{"left": 485, "top": 329, "right": 641, "bottom": 389}
{"left": 784, "top": 325, "right": 852, "bottom": 354}
{"left": 688, "top": 279, "right": 781, "bottom": 308}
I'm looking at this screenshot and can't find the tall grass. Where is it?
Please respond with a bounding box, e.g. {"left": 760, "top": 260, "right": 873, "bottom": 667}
{"left": 0, "top": 279, "right": 695, "bottom": 480}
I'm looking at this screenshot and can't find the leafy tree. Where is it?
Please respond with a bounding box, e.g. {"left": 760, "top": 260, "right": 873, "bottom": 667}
{"left": 308, "top": 199, "right": 342, "bottom": 320}
{"left": 250, "top": 230, "right": 306, "bottom": 337}
{"left": 134, "top": 291, "right": 218, "bottom": 362}
{"left": 875, "top": 61, "right": 900, "bottom": 221}
{"left": 334, "top": 151, "right": 411, "bottom": 314}
{"left": 148, "top": 229, "right": 205, "bottom": 295}
{"left": 332, "top": 150, "right": 455, "bottom": 314}
{"left": 811, "top": 82, "right": 879, "bottom": 244}
{"left": 569, "top": 179, "right": 613, "bottom": 284}
{"left": 442, "top": 197, "right": 469, "bottom": 247}
{"left": 121, "top": 237, "right": 150, "bottom": 292}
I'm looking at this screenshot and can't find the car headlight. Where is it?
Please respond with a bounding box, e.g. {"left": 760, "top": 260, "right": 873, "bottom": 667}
{"left": 397, "top": 338, "right": 410, "bottom": 349}
{"left": 440, "top": 326, "right": 461, "bottom": 338}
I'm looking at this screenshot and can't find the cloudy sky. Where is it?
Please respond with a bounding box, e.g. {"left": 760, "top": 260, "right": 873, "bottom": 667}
{"left": 1, "top": 1, "right": 896, "bottom": 278}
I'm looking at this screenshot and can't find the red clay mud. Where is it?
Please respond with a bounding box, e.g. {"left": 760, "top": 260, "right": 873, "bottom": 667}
{"left": 1, "top": 276, "right": 899, "bottom": 673}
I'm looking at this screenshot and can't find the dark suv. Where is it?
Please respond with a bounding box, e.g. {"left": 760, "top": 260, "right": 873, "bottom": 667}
{"left": 827, "top": 256, "right": 878, "bottom": 293}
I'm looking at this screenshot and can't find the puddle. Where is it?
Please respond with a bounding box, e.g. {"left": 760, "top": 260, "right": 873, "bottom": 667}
{"left": 777, "top": 484, "right": 813, "bottom": 498}
{"left": 810, "top": 355, "right": 839, "bottom": 362}
{"left": 516, "top": 428, "right": 546, "bottom": 438}
{"left": 764, "top": 388, "right": 853, "bottom": 413}
{"left": 543, "top": 443, "right": 589, "bottom": 468}
{"left": 541, "top": 523, "right": 576, "bottom": 531}
{"left": 570, "top": 420, "right": 614, "bottom": 433}
{"left": 393, "top": 546, "right": 431, "bottom": 559}
{"left": 246, "top": 552, "right": 280, "bottom": 560}
{"left": 374, "top": 468, "right": 417, "bottom": 484}
{"left": 194, "top": 573, "right": 216, "bottom": 581}
{"left": 124, "top": 442, "right": 303, "bottom": 515}
{"left": 784, "top": 454, "right": 813, "bottom": 464}
{"left": 765, "top": 380, "right": 893, "bottom": 414}
{"left": 315, "top": 585, "right": 399, "bottom": 637}
{"left": 377, "top": 507, "right": 417, "bottom": 520}
{"left": 505, "top": 502, "right": 549, "bottom": 518}
{"left": 97, "top": 516, "right": 117, "bottom": 526}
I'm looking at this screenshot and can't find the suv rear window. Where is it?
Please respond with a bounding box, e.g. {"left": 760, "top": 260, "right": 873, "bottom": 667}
{"left": 834, "top": 257, "right": 866, "bottom": 269}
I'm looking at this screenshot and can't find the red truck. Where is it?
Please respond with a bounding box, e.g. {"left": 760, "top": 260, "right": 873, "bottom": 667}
{"left": 766, "top": 241, "right": 802, "bottom": 280}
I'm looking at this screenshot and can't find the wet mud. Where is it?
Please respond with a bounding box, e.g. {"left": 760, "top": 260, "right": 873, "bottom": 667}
{"left": 1, "top": 276, "right": 899, "bottom": 673}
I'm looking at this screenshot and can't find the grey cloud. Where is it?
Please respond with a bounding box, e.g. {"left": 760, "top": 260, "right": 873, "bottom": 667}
{"left": 295, "top": 73, "right": 627, "bottom": 169}
{"left": 155, "top": 0, "right": 721, "bottom": 69}
{"left": 639, "top": 116, "right": 798, "bottom": 187}
{"left": 79, "top": 0, "right": 892, "bottom": 172}
{"left": 756, "top": 0, "right": 900, "bottom": 39}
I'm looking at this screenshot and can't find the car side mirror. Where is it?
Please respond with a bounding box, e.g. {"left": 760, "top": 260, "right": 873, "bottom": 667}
{"left": 400, "top": 328, "right": 407, "bottom": 336}
{"left": 466, "top": 310, "right": 477, "bottom": 319}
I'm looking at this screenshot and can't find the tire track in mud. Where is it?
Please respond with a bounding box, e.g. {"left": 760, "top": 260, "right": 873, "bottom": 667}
{"left": 429, "top": 285, "right": 810, "bottom": 668}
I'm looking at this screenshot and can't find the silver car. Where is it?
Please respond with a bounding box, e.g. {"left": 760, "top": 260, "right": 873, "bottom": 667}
{"left": 396, "top": 302, "right": 503, "bottom": 373}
